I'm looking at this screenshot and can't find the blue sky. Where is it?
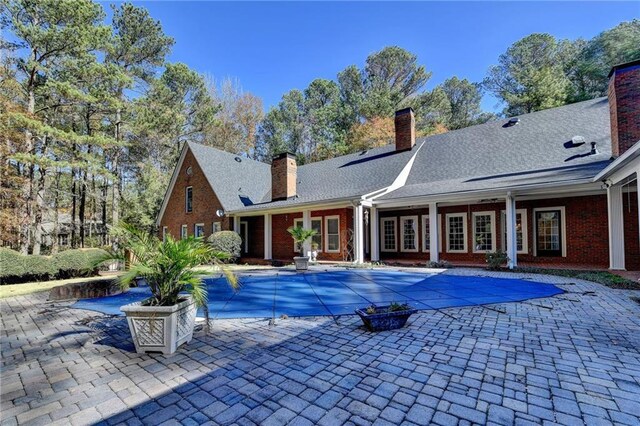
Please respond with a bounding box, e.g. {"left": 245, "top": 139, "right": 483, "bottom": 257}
{"left": 108, "top": 1, "right": 638, "bottom": 112}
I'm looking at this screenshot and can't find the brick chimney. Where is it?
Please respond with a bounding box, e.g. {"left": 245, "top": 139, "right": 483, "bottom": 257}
{"left": 608, "top": 59, "right": 640, "bottom": 157}
{"left": 271, "top": 152, "right": 297, "bottom": 201}
{"left": 395, "top": 107, "right": 416, "bottom": 151}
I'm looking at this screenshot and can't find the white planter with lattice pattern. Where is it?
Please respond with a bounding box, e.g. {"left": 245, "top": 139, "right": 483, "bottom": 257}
{"left": 121, "top": 295, "right": 197, "bottom": 355}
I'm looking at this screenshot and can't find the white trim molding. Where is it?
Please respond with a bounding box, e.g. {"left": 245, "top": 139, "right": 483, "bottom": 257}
{"left": 181, "top": 224, "right": 188, "bottom": 239}
{"left": 500, "top": 208, "right": 528, "bottom": 255}
{"left": 194, "top": 223, "right": 204, "bottom": 238}
{"left": 607, "top": 185, "right": 626, "bottom": 270}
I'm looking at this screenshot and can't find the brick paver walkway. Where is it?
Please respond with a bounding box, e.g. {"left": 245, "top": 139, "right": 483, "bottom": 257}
{"left": 1, "top": 268, "right": 640, "bottom": 426}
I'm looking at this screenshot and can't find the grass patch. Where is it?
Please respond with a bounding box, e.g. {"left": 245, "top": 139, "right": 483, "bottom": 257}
{"left": 0, "top": 275, "right": 119, "bottom": 299}
{"left": 513, "top": 267, "right": 640, "bottom": 290}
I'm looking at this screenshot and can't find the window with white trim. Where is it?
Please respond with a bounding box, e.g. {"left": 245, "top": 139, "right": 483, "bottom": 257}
{"left": 446, "top": 213, "right": 467, "bottom": 253}
{"left": 421, "top": 215, "right": 430, "bottom": 252}
{"left": 185, "top": 187, "right": 193, "bottom": 213}
{"left": 501, "top": 209, "right": 527, "bottom": 254}
{"left": 534, "top": 207, "right": 566, "bottom": 257}
{"left": 325, "top": 216, "right": 340, "bottom": 252}
{"left": 194, "top": 223, "right": 204, "bottom": 238}
{"left": 181, "top": 224, "right": 188, "bottom": 239}
{"left": 293, "top": 218, "right": 321, "bottom": 252}
{"left": 472, "top": 211, "right": 496, "bottom": 252}
{"left": 162, "top": 226, "right": 168, "bottom": 242}
{"left": 400, "top": 216, "right": 418, "bottom": 252}
{"left": 381, "top": 217, "right": 397, "bottom": 252}
{"left": 212, "top": 222, "right": 222, "bottom": 233}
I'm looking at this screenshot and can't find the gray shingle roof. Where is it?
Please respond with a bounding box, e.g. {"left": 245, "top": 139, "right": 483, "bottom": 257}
{"left": 188, "top": 97, "right": 612, "bottom": 211}
{"left": 379, "top": 97, "right": 612, "bottom": 200}
{"left": 187, "top": 142, "right": 271, "bottom": 211}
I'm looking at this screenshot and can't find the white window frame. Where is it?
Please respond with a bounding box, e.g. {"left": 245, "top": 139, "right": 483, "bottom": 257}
{"left": 185, "top": 186, "right": 193, "bottom": 213}
{"left": 446, "top": 213, "right": 467, "bottom": 253}
{"left": 212, "top": 222, "right": 222, "bottom": 233}
{"left": 533, "top": 206, "right": 567, "bottom": 257}
{"left": 162, "top": 226, "right": 168, "bottom": 242}
{"left": 194, "top": 223, "right": 205, "bottom": 238}
{"left": 421, "top": 215, "right": 430, "bottom": 252}
{"left": 400, "top": 215, "right": 419, "bottom": 253}
{"left": 181, "top": 224, "right": 188, "bottom": 239}
{"left": 325, "top": 215, "right": 340, "bottom": 253}
{"left": 294, "top": 217, "right": 323, "bottom": 252}
{"left": 380, "top": 217, "right": 397, "bottom": 252}
{"left": 472, "top": 211, "right": 496, "bottom": 253}
{"left": 500, "top": 209, "right": 528, "bottom": 254}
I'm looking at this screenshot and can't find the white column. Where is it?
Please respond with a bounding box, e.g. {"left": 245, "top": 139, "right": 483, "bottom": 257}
{"left": 302, "top": 210, "right": 311, "bottom": 256}
{"left": 505, "top": 193, "right": 518, "bottom": 269}
{"left": 263, "top": 214, "right": 272, "bottom": 260}
{"left": 607, "top": 184, "right": 625, "bottom": 270}
{"left": 353, "top": 204, "right": 365, "bottom": 263}
{"left": 233, "top": 216, "right": 240, "bottom": 234}
{"left": 429, "top": 202, "right": 439, "bottom": 263}
{"left": 370, "top": 207, "right": 379, "bottom": 262}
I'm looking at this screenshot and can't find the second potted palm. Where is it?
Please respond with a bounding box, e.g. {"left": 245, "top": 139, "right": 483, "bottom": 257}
{"left": 288, "top": 226, "right": 318, "bottom": 271}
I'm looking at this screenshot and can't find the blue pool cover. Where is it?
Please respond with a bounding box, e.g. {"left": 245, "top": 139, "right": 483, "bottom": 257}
{"left": 72, "top": 269, "right": 563, "bottom": 319}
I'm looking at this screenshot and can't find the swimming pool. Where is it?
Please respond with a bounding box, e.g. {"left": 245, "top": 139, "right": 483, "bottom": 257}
{"left": 72, "top": 269, "right": 563, "bottom": 319}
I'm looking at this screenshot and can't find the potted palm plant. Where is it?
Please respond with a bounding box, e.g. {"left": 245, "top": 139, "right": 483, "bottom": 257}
{"left": 287, "top": 226, "right": 318, "bottom": 271}
{"left": 106, "top": 225, "right": 237, "bottom": 355}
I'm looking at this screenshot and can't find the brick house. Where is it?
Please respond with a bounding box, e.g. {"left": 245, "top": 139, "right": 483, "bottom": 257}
{"left": 157, "top": 60, "right": 640, "bottom": 271}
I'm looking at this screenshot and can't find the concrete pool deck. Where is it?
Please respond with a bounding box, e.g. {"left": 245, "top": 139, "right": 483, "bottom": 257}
{"left": 1, "top": 268, "right": 640, "bottom": 426}
{"left": 71, "top": 267, "right": 563, "bottom": 319}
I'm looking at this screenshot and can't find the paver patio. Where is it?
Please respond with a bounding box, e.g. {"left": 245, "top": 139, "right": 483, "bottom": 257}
{"left": 1, "top": 268, "right": 640, "bottom": 426}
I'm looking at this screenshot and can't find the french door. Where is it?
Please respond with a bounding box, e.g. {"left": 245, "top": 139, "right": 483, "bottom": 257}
{"left": 535, "top": 210, "right": 562, "bottom": 257}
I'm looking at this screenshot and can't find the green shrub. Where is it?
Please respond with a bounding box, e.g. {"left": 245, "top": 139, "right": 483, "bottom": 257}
{"left": 0, "top": 248, "right": 55, "bottom": 284}
{"left": 426, "top": 260, "right": 452, "bottom": 269}
{"left": 485, "top": 250, "right": 509, "bottom": 270}
{"left": 51, "top": 248, "right": 109, "bottom": 279}
{"left": 207, "top": 231, "right": 242, "bottom": 262}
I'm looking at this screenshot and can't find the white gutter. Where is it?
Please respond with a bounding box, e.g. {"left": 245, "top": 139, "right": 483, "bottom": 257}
{"left": 593, "top": 139, "right": 640, "bottom": 182}
{"left": 373, "top": 178, "right": 603, "bottom": 207}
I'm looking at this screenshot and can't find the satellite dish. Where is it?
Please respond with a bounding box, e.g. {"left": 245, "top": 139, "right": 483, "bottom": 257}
{"left": 216, "top": 209, "right": 225, "bottom": 217}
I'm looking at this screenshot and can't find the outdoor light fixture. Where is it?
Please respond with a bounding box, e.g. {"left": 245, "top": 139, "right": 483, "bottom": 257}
{"left": 364, "top": 210, "right": 369, "bottom": 225}
{"left": 216, "top": 209, "right": 225, "bottom": 217}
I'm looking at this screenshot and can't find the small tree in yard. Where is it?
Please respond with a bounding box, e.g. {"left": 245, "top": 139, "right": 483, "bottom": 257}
{"left": 287, "top": 226, "right": 317, "bottom": 257}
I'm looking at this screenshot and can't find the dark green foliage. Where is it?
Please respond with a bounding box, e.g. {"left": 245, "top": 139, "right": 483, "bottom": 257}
{"left": 485, "top": 250, "right": 510, "bottom": 270}
{"left": 51, "top": 248, "right": 110, "bottom": 279}
{"left": 207, "top": 231, "right": 242, "bottom": 262}
{"left": 0, "top": 248, "right": 55, "bottom": 284}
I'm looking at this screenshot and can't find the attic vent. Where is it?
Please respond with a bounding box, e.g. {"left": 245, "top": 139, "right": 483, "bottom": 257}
{"left": 591, "top": 142, "right": 599, "bottom": 155}
{"left": 571, "top": 136, "right": 586, "bottom": 146}
{"left": 505, "top": 117, "right": 520, "bottom": 127}
{"left": 234, "top": 156, "right": 242, "bottom": 163}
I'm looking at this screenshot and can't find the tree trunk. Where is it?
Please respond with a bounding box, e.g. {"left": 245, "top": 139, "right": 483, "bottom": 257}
{"left": 51, "top": 168, "right": 60, "bottom": 255}
{"left": 112, "top": 105, "right": 122, "bottom": 229}
{"left": 21, "top": 84, "right": 36, "bottom": 254}
{"left": 71, "top": 172, "right": 78, "bottom": 248}
{"left": 31, "top": 133, "right": 48, "bottom": 255}
{"left": 101, "top": 179, "right": 108, "bottom": 246}
{"left": 79, "top": 168, "right": 86, "bottom": 248}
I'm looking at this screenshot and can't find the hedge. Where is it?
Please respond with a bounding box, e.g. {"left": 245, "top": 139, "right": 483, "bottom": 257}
{"left": 0, "top": 248, "right": 109, "bottom": 284}
{"left": 0, "top": 248, "right": 55, "bottom": 284}
{"left": 207, "top": 231, "right": 242, "bottom": 262}
{"left": 51, "top": 248, "right": 110, "bottom": 279}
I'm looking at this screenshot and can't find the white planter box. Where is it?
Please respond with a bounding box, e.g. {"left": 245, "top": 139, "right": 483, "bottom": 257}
{"left": 121, "top": 295, "right": 197, "bottom": 355}
{"left": 294, "top": 256, "right": 310, "bottom": 271}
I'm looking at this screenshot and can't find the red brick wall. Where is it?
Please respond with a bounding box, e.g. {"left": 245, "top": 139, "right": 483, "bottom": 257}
{"left": 379, "top": 195, "right": 613, "bottom": 268}
{"left": 158, "top": 148, "right": 230, "bottom": 239}
{"left": 609, "top": 64, "right": 640, "bottom": 157}
{"left": 271, "top": 207, "right": 353, "bottom": 261}
{"left": 623, "top": 189, "right": 640, "bottom": 270}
